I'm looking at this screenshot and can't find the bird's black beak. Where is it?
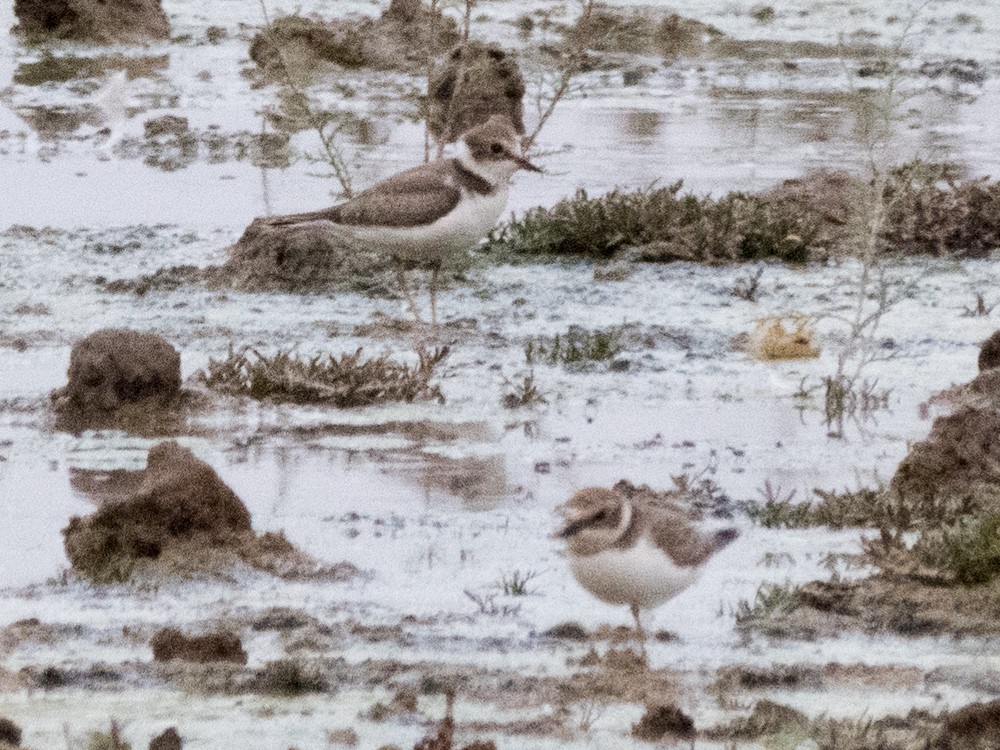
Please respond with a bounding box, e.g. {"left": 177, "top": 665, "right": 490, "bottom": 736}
{"left": 516, "top": 155, "right": 542, "bottom": 173}
{"left": 508, "top": 149, "right": 542, "bottom": 173}
{"left": 552, "top": 518, "right": 584, "bottom": 539}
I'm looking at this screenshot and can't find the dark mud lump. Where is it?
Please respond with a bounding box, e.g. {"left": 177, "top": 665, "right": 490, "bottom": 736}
{"left": 13, "top": 0, "right": 170, "bottom": 42}
{"left": 151, "top": 628, "right": 247, "bottom": 665}
{"left": 56, "top": 328, "right": 181, "bottom": 413}
{"left": 62, "top": 441, "right": 252, "bottom": 581}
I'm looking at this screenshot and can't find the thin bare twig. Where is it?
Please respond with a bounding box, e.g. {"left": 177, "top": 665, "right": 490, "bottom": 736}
{"left": 258, "top": 0, "right": 354, "bottom": 197}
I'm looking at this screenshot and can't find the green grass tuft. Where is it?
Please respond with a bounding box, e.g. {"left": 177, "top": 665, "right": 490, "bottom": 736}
{"left": 486, "top": 184, "right": 818, "bottom": 263}
{"left": 195, "top": 345, "right": 448, "bottom": 407}
{"left": 525, "top": 326, "right": 623, "bottom": 366}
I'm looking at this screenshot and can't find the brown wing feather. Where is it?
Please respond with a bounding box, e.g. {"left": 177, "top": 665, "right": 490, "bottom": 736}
{"left": 266, "top": 160, "right": 462, "bottom": 229}
{"left": 647, "top": 508, "right": 717, "bottom": 567}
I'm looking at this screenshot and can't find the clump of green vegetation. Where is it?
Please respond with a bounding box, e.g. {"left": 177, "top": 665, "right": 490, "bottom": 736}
{"left": 746, "top": 485, "right": 885, "bottom": 529}
{"left": 501, "top": 372, "right": 547, "bottom": 409}
{"left": 13, "top": 53, "right": 166, "bottom": 86}
{"left": 194, "top": 345, "right": 448, "bottom": 407}
{"left": 487, "top": 183, "right": 818, "bottom": 263}
{"left": 821, "top": 374, "right": 891, "bottom": 432}
{"left": 500, "top": 569, "right": 539, "bottom": 595}
{"left": 563, "top": 7, "right": 722, "bottom": 58}
{"left": 912, "top": 513, "right": 1000, "bottom": 586}
{"left": 86, "top": 721, "right": 130, "bottom": 750}
{"left": 484, "top": 163, "right": 1000, "bottom": 265}
{"left": 733, "top": 582, "right": 803, "bottom": 634}
{"left": 882, "top": 161, "right": 1000, "bottom": 258}
{"left": 249, "top": 659, "right": 328, "bottom": 695}
{"left": 708, "top": 699, "right": 808, "bottom": 740}
{"left": 750, "top": 5, "right": 776, "bottom": 23}
{"left": 524, "top": 326, "right": 623, "bottom": 366}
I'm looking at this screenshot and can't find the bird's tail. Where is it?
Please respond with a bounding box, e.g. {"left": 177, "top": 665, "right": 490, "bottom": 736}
{"left": 712, "top": 527, "right": 740, "bottom": 551}
{"left": 262, "top": 207, "right": 340, "bottom": 226}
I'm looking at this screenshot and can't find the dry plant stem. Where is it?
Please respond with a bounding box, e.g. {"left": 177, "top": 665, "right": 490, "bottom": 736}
{"left": 630, "top": 603, "right": 648, "bottom": 661}
{"left": 257, "top": 0, "right": 354, "bottom": 197}
{"left": 424, "top": 0, "right": 441, "bottom": 163}
{"left": 523, "top": 0, "right": 594, "bottom": 152}
{"left": 824, "top": 0, "right": 936, "bottom": 430}
{"left": 394, "top": 262, "right": 425, "bottom": 323}
{"left": 461, "top": 0, "right": 474, "bottom": 42}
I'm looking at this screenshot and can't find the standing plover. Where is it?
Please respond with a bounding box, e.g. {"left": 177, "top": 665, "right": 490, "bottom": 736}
{"left": 555, "top": 487, "right": 738, "bottom": 653}
{"left": 270, "top": 114, "right": 540, "bottom": 326}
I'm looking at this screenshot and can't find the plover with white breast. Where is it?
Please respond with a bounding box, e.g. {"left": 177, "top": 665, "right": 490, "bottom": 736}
{"left": 554, "top": 487, "right": 739, "bottom": 655}
{"left": 269, "top": 114, "right": 540, "bottom": 326}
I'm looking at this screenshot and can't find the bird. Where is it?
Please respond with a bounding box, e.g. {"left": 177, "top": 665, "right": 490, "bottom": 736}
{"left": 267, "top": 114, "right": 540, "bottom": 327}
{"left": 554, "top": 487, "right": 739, "bottom": 655}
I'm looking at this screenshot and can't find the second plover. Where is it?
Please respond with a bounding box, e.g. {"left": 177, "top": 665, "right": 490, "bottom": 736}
{"left": 554, "top": 487, "right": 738, "bottom": 654}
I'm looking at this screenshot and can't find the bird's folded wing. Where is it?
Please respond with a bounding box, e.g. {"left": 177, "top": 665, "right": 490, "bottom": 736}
{"left": 336, "top": 176, "right": 462, "bottom": 227}
{"left": 649, "top": 513, "right": 715, "bottom": 568}
{"left": 261, "top": 162, "right": 463, "bottom": 229}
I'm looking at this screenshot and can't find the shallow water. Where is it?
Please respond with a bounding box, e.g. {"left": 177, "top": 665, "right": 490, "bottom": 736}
{"left": 2, "top": 0, "right": 1000, "bottom": 747}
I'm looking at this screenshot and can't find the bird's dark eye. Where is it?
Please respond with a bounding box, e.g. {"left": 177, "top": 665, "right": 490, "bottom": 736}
{"left": 490, "top": 142, "right": 503, "bottom": 154}
{"left": 592, "top": 510, "right": 607, "bottom": 522}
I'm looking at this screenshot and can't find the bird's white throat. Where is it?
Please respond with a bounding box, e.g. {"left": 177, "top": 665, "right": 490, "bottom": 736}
{"left": 457, "top": 148, "right": 519, "bottom": 188}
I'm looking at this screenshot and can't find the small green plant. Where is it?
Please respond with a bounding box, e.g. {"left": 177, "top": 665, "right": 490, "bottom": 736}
{"left": 250, "top": 659, "right": 328, "bottom": 695}
{"left": 524, "top": 326, "right": 623, "bottom": 366}
{"left": 822, "top": 374, "right": 891, "bottom": 436}
{"left": 961, "top": 292, "right": 996, "bottom": 317}
{"left": 731, "top": 264, "right": 765, "bottom": 301}
{"left": 499, "top": 569, "right": 539, "bottom": 596}
{"left": 86, "top": 722, "right": 130, "bottom": 750}
{"left": 733, "top": 582, "right": 802, "bottom": 630}
{"left": 746, "top": 485, "right": 885, "bottom": 530}
{"left": 194, "top": 345, "right": 448, "bottom": 406}
{"left": 501, "top": 372, "right": 547, "bottom": 408}
{"left": 915, "top": 513, "right": 1000, "bottom": 586}
{"left": 750, "top": 5, "right": 776, "bottom": 23}
{"left": 464, "top": 589, "right": 521, "bottom": 617}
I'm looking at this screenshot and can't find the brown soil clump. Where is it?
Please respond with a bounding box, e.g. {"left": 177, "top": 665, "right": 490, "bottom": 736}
{"left": 0, "top": 718, "right": 21, "bottom": 747}
{"left": 979, "top": 330, "right": 1000, "bottom": 372}
{"left": 151, "top": 628, "right": 247, "bottom": 665}
{"left": 53, "top": 329, "right": 181, "bottom": 414}
{"left": 249, "top": 8, "right": 457, "bottom": 79}
{"left": 632, "top": 704, "right": 695, "bottom": 742}
{"left": 12, "top": 0, "right": 169, "bottom": 42}
{"left": 934, "top": 700, "right": 1000, "bottom": 749}
{"left": 428, "top": 43, "right": 525, "bottom": 144}
{"left": 224, "top": 218, "right": 384, "bottom": 293}
{"left": 148, "top": 727, "right": 182, "bottom": 750}
{"left": 62, "top": 441, "right": 356, "bottom": 582}
{"left": 890, "top": 407, "right": 1000, "bottom": 517}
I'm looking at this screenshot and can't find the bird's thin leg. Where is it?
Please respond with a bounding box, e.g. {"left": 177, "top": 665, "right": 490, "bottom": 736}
{"left": 631, "top": 603, "right": 648, "bottom": 661}
{"left": 429, "top": 264, "right": 440, "bottom": 329}
{"left": 394, "top": 260, "right": 424, "bottom": 323}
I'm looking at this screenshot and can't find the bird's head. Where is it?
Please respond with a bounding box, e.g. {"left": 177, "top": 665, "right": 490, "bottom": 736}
{"left": 460, "top": 114, "right": 541, "bottom": 182}
{"left": 554, "top": 487, "right": 632, "bottom": 555}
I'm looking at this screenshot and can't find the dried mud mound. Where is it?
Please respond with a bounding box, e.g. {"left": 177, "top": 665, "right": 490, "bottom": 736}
{"left": 428, "top": 42, "right": 525, "bottom": 143}
{"left": 0, "top": 718, "right": 21, "bottom": 747}
{"left": 249, "top": 5, "right": 457, "bottom": 77}
{"left": 891, "top": 407, "right": 1000, "bottom": 513}
{"left": 62, "top": 441, "right": 356, "bottom": 582}
{"left": 225, "top": 218, "right": 384, "bottom": 293}
{"left": 151, "top": 628, "right": 247, "bottom": 665}
{"left": 13, "top": 0, "right": 169, "bottom": 42}
{"left": 934, "top": 700, "right": 1000, "bottom": 749}
{"left": 148, "top": 728, "right": 182, "bottom": 750}
{"left": 52, "top": 328, "right": 181, "bottom": 414}
{"left": 979, "top": 330, "right": 1000, "bottom": 372}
